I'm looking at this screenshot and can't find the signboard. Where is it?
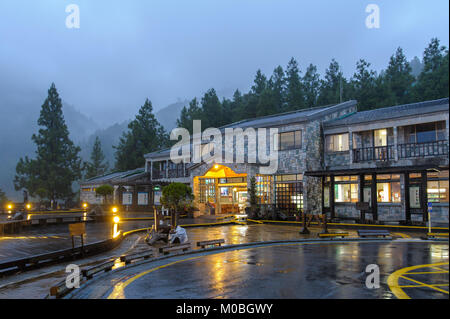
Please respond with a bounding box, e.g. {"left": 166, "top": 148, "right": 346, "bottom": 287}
{"left": 153, "top": 185, "right": 161, "bottom": 191}
{"left": 138, "top": 192, "right": 149, "bottom": 205}
{"left": 122, "top": 192, "right": 133, "bottom": 205}
{"left": 69, "top": 223, "right": 86, "bottom": 236}
{"left": 356, "top": 202, "right": 370, "bottom": 211}
{"left": 409, "top": 187, "right": 420, "bottom": 208}
{"left": 154, "top": 190, "right": 162, "bottom": 205}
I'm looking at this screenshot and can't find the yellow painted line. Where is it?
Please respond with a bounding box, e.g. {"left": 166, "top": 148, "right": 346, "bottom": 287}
{"left": 399, "top": 284, "right": 449, "bottom": 288}
{"left": 392, "top": 232, "right": 411, "bottom": 238}
{"left": 106, "top": 241, "right": 344, "bottom": 299}
{"left": 247, "top": 219, "right": 264, "bottom": 224}
{"left": 400, "top": 275, "right": 449, "bottom": 295}
{"left": 258, "top": 220, "right": 449, "bottom": 231}
{"left": 406, "top": 271, "right": 448, "bottom": 275}
{"left": 387, "top": 262, "right": 449, "bottom": 299}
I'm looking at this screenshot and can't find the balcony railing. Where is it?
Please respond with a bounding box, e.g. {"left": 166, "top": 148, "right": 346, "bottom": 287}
{"left": 397, "top": 140, "right": 448, "bottom": 159}
{"left": 353, "top": 145, "right": 395, "bottom": 163}
{"left": 152, "top": 170, "right": 166, "bottom": 179}
{"left": 353, "top": 140, "right": 448, "bottom": 163}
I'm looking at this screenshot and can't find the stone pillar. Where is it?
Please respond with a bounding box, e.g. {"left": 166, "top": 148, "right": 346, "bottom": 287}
{"left": 445, "top": 117, "right": 449, "bottom": 141}
{"left": 150, "top": 161, "right": 153, "bottom": 180}
{"left": 393, "top": 126, "right": 398, "bottom": 161}
{"left": 349, "top": 131, "right": 353, "bottom": 164}
{"left": 165, "top": 159, "right": 169, "bottom": 179}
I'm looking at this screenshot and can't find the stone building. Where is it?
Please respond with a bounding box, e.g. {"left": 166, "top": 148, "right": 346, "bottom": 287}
{"left": 79, "top": 168, "right": 153, "bottom": 212}
{"left": 82, "top": 98, "right": 449, "bottom": 224}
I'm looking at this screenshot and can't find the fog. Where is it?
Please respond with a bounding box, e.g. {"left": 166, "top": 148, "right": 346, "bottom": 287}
{"left": 0, "top": 0, "right": 448, "bottom": 199}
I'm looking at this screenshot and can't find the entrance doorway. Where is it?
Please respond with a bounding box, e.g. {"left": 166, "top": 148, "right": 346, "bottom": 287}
{"left": 194, "top": 165, "right": 247, "bottom": 215}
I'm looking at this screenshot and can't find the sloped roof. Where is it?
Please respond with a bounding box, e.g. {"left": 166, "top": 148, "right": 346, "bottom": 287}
{"left": 81, "top": 168, "right": 146, "bottom": 185}
{"left": 144, "top": 100, "right": 357, "bottom": 159}
{"left": 324, "top": 98, "right": 449, "bottom": 128}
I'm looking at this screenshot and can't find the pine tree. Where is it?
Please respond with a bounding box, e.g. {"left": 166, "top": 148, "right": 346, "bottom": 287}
{"left": 114, "top": 98, "right": 168, "bottom": 171}
{"left": 14, "top": 83, "right": 83, "bottom": 206}
{"left": 413, "top": 38, "right": 449, "bottom": 101}
{"left": 285, "top": 58, "right": 305, "bottom": 111}
{"left": 0, "top": 188, "right": 8, "bottom": 207}
{"left": 317, "top": 59, "right": 347, "bottom": 106}
{"left": 302, "top": 64, "right": 320, "bottom": 107}
{"left": 201, "top": 89, "right": 223, "bottom": 127}
{"left": 350, "top": 59, "right": 379, "bottom": 110}
{"left": 384, "top": 47, "right": 415, "bottom": 105}
{"left": 176, "top": 98, "right": 202, "bottom": 133}
{"left": 85, "top": 136, "right": 109, "bottom": 179}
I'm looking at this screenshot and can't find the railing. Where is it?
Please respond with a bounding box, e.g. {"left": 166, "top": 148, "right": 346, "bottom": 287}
{"left": 353, "top": 145, "right": 395, "bottom": 163}
{"left": 397, "top": 140, "right": 448, "bottom": 159}
{"left": 352, "top": 140, "right": 448, "bottom": 163}
{"left": 152, "top": 170, "right": 166, "bottom": 179}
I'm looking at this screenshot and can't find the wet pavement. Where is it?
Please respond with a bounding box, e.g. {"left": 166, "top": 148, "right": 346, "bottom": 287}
{"left": 68, "top": 239, "right": 448, "bottom": 299}
{"left": 0, "top": 220, "right": 154, "bottom": 260}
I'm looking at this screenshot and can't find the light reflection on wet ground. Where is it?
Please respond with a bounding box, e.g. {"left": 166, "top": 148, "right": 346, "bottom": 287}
{"left": 71, "top": 240, "right": 448, "bottom": 299}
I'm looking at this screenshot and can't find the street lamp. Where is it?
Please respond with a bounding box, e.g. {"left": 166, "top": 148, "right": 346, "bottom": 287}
{"left": 26, "top": 203, "right": 32, "bottom": 210}
{"left": 82, "top": 203, "right": 88, "bottom": 209}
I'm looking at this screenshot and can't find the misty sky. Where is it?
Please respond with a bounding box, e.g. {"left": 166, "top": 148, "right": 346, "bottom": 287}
{"left": 0, "top": 0, "right": 448, "bottom": 127}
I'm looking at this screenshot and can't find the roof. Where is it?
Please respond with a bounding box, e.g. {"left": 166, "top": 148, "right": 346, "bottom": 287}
{"left": 144, "top": 100, "right": 357, "bottom": 159}
{"left": 324, "top": 98, "right": 449, "bottom": 128}
{"left": 81, "top": 167, "right": 146, "bottom": 185}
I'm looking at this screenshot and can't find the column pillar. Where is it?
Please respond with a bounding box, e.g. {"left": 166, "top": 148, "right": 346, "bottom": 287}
{"left": 393, "top": 126, "right": 398, "bottom": 161}
{"left": 349, "top": 131, "right": 353, "bottom": 164}
{"left": 165, "top": 159, "right": 169, "bottom": 179}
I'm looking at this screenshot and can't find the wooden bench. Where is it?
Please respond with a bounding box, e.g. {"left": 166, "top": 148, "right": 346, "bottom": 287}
{"left": 197, "top": 239, "right": 225, "bottom": 248}
{"left": 120, "top": 250, "right": 154, "bottom": 264}
{"left": 427, "top": 233, "right": 449, "bottom": 239}
{"left": 50, "top": 275, "right": 82, "bottom": 298}
{"left": 357, "top": 229, "right": 390, "bottom": 238}
{"left": 81, "top": 260, "right": 115, "bottom": 279}
{"left": 318, "top": 233, "right": 349, "bottom": 239}
{"left": 159, "top": 242, "right": 191, "bottom": 255}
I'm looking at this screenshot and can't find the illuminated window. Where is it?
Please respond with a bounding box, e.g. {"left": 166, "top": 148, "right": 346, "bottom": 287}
{"left": 275, "top": 174, "right": 303, "bottom": 214}
{"left": 326, "top": 134, "right": 349, "bottom": 152}
{"left": 334, "top": 176, "right": 358, "bottom": 203}
{"left": 427, "top": 170, "right": 449, "bottom": 203}
{"left": 374, "top": 129, "right": 387, "bottom": 147}
{"left": 256, "top": 175, "right": 273, "bottom": 204}
{"left": 376, "top": 174, "right": 401, "bottom": 203}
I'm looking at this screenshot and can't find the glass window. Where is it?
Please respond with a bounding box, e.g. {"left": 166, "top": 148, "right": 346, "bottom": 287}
{"left": 376, "top": 182, "right": 401, "bottom": 203}
{"left": 279, "top": 130, "right": 302, "bottom": 151}
{"left": 256, "top": 175, "right": 273, "bottom": 204}
{"left": 326, "top": 134, "right": 349, "bottom": 152}
{"left": 427, "top": 170, "right": 449, "bottom": 203}
{"left": 374, "top": 129, "right": 387, "bottom": 147}
{"left": 416, "top": 123, "right": 437, "bottom": 143}
{"left": 335, "top": 183, "right": 359, "bottom": 203}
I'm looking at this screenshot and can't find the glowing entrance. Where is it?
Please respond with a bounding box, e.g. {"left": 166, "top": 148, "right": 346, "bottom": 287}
{"left": 194, "top": 165, "right": 248, "bottom": 215}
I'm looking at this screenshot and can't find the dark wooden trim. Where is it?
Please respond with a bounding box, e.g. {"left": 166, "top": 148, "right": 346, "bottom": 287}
{"left": 404, "top": 173, "right": 411, "bottom": 223}
{"left": 330, "top": 175, "right": 335, "bottom": 219}
{"left": 371, "top": 173, "right": 378, "bottom": 221}
{"left": 359, "top": 174, "right": 365, "bottom": 222}
{"left": 420, "top": 171, "right": 428, "bottom": 222}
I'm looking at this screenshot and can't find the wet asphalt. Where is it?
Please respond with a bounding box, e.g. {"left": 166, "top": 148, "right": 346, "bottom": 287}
{"left": 68, "top": 239, "right": 448, "bottom": 299}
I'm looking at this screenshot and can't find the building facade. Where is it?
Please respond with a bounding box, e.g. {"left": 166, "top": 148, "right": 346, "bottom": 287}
{"left": 83, "top": 98, "right": 449, "bottom": 225}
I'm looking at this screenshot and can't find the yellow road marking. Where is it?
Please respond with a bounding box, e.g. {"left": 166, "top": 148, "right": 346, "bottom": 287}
{"left": 400, "top": 275, "right": 449, "bottom": 295}
{"left": 388, "top": 262, "right": 449, "bottom": 299}
{"left": 406, "top": 271, "right": 448, "bottom": 275}
{"left": 392, "top": 232, "right": 411, "bottom": 238}
{"left": 399, "top": 284, "right": 449, "bottom": 288}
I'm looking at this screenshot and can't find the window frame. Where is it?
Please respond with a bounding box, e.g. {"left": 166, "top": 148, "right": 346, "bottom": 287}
{"left": 325, "top": 133, "right": 349, "bottom": 152}
{"left": 277, "top": 130, "right": 302, "bottom": 151}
